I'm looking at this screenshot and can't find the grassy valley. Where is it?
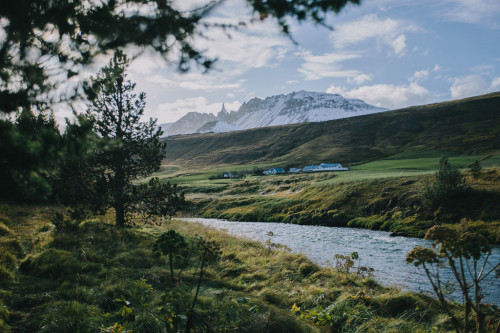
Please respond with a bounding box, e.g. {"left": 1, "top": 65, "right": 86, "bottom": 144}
{"left": 154, "top": 93, "right": 500, "bottom": 243}
{"left": 2, "top": 93, "right": 500, "bottom": 332}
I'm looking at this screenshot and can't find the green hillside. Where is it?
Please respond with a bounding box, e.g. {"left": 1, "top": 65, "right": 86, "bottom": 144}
{"left": 162, "top": 92, "right": 500, "bottom": 169}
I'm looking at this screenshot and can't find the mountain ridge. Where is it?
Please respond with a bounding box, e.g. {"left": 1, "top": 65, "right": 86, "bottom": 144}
{"left": 161, "top": 92, "right": 500, "bottom": 168}
{"left": 160, "top": 90, "right": 387, "bottom": 136}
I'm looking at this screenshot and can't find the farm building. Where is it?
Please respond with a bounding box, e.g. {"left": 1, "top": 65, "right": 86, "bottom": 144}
{"left": 263, "top": 168, "right": 285, "bottom": 175}
{"left": 303, "top": 163, "right": 348, "bottom": 172}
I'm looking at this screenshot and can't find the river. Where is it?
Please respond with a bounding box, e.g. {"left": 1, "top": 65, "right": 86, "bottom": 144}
{"left": 180, "top": 218, "right": 500, "bottom": 306}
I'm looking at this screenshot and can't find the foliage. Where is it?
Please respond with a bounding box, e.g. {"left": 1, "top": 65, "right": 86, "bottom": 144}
{"left": 334, "top": 252, "right": 374, "bottom": 277}
{"left": 153, "top": 230, "right": 189, "bottom": 283}
{"left": 7, "top": 206, "right": 499, "bottom": 332}
{"left": 53, "top": 114, "right": 100, "bottom": 220}
{"left": 291, "top": 298, "right": 374, "bottom": 332}
{"left": 0, "top": 0, "right": 358, "bottom": 113}
{"left": 470, "top": 161, "right": 483, "bottom": 179}
{"left": 133, "top": 178, "right": 185, "bottom": 222}
{"left": 190, "top": 238, "right": 222, "bottom": 312}
{"left": 0, "top": 108, "right": 62, "bottom": 201}
{"left": 421, "top": 156, "right": 470, "bottom": 209}
{"left": 80, "top": 50, "right": 182, "bottom": 227}
{"left": 406, "top": 221, "right": 500, "bottom": 333}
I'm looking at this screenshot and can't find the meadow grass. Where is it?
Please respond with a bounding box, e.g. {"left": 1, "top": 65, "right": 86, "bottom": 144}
{"left": 4, "top": 206, "right": 495, "bottom": 332}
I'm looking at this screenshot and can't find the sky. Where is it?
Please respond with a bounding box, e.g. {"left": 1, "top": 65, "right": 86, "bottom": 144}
{"left": 59, "top": 0, "right": 500, "bottom": 125}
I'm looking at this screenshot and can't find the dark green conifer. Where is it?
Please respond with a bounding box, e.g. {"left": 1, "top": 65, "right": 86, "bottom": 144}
{"left": 85, "top": 51, "right": 169, "bottom": 227}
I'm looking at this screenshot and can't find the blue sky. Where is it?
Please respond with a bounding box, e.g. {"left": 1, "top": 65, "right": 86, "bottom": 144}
{"left": 120, "top": 0, "right": 500, "bottom": 124}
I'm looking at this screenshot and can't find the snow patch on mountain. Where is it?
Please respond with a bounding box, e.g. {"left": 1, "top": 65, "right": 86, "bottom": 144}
{"left": 196, "top": 121, "right": 242, "bottom": 133}
{"left": 160, "top": 91, "right": 388, "bottom": 136}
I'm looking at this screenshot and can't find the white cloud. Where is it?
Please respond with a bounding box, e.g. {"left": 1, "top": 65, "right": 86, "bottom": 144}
{"left": 410, "top": 69, "right": 429, "bottom": 83}
{"left": 298, "top": 51, "right": 363, "bottom": 80}
{"left": 326, "top": 82, "right": 432, "bottom": 109}
{"left": 449, "top": 75, "right": 488, "bottom": 99}
{"left": 128, "top": 47, "right": 167, "bottom": 75}
{"left": 330, "top": 14, "right": 420, "bottom": 56}
{"left": 390, "top": 34, "right": 407, "bottom": 56}
{"left": 348, "top": 74, "right": 373, "bottom": 85}
{"left": 146, "top": 72, "right": 243, "bottom": 91}
{"left": 491, "top": 76, "right": 500, "bottom": 90}
{"left": 440, "top": 0, "right": 500, "bottom": 27}
{"left": 194, "top": 17, "right": 292, "bottom": 71}
{"left": 155, "top": 97, "right": 241, "bottom": 123}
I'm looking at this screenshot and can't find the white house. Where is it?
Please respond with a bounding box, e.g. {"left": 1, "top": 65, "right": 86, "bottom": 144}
{"left": 303, "top": 163, "right": 348, "bottom": 172}
{"left": 263, "top": 168, "right": 285, "bottom": 175}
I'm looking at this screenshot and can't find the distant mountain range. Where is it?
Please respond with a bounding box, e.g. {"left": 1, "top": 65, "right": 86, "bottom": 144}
{"left": 162, "top": 92, "right": 500, "bottom": 168}
{"left": 159, "top": 91, "right": 387, "bottom": 136}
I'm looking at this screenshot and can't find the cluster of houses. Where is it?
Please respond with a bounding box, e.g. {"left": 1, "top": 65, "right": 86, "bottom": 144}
{"left": 263, "top": 163, "right": 348, "bottom": 175}
{"left": 220, "top": 163, "right": 349, "bottom": 178}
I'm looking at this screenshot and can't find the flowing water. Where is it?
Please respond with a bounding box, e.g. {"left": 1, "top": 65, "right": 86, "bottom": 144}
{"left": 180, "top": 218, "right": 500, "bottom": 306}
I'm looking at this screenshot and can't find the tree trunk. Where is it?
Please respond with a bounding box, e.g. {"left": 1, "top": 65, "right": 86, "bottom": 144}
{"left": 115, "top": 165, "right": 126, "bottom": 228}
{"left": 115, "top": 200, "right": 125, "bottom": 228}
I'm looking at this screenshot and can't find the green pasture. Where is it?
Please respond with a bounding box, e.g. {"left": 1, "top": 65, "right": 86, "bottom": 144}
{"left": 155, "top": 152, "right": 500, "bottom": 188}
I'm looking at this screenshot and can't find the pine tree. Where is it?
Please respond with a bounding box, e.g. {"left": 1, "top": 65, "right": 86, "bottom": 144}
{"left": 86, "top": 50, "right": 168, "bottom": 227}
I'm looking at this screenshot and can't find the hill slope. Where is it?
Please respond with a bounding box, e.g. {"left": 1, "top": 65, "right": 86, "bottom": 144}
{"left": 163, "top": 92, "right": 500, "bottom": 168}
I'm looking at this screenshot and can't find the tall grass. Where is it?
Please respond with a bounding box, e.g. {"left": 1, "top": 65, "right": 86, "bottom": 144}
{"left": 3, "top": 206, "right": 489, "bottom": 331}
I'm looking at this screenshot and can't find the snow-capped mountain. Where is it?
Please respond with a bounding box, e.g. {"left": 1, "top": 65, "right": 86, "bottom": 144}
{"left": 160, "top": 91, "right": 387, "bottom": 136}
{"left": 161, "top": 112, "right": 216, "bottom": 136}
{"left": 195, "top": 120, "right": 242, "bottom": 133}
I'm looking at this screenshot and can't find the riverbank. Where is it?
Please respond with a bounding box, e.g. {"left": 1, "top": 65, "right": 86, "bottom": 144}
{"left": 4, "top": 206, "right": 499, "bottom": 332}
{"left": 182, "top": 168, "right": 500, "bottom": 244}
{"left": 181, "top": 218, "right": 500, "bottom": 306}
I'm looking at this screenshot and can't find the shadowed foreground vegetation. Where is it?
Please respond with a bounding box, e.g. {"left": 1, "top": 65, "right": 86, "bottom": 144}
{"left": 2, "top": 206, "right": 499, "bottom": 332}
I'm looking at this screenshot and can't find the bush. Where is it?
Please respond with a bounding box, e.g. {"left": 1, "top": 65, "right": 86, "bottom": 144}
{"left": 469, "top": 160, "right": 482, "bottom": 179}
{"left": 421, "top": 157, "right": 470, "bottom": 209}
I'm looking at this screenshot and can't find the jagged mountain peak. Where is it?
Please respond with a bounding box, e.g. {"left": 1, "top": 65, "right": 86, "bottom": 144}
{"left": 217, "top": 104, "right": 229, "bottom": 118}
{"left": 160, "top": 91, "right": 388, "bottom": 136}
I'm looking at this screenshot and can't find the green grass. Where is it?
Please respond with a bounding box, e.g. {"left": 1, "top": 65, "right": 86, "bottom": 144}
{"left": 174, "top": 164, "right": 500, "bottom": 243}
{"left": 4, "top": 206, "right": 495, "bottom": 332}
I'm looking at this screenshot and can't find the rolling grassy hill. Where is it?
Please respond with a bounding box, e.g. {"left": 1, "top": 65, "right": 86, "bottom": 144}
{"left": 162, "top": 92, "right": 500, "bottom": 170}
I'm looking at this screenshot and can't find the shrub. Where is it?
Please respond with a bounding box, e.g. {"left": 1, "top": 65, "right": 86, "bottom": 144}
{"left": 469, "top": 160, "right": 482, "bottom": 179}
{"left": 421, "top": 156, "right": 470, "bottom": 209}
